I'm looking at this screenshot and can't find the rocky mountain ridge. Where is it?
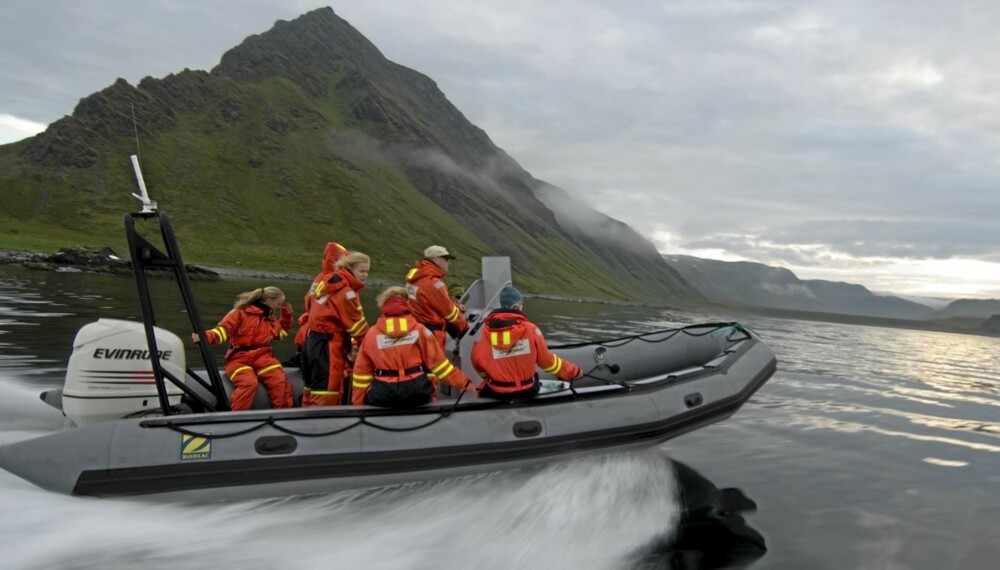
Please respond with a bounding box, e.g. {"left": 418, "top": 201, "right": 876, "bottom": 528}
{"left": 0, "top": 7, "right": 699, "bottom": 304}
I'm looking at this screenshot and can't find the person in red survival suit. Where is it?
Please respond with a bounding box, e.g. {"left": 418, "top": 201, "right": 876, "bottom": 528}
{"left": 302, "top": 252, "right": 370, "bottom": 407}
{"left": 292, "top": 242, "right": 349, "bottom": 371}
{"left": 471, "top": 285, "right": 583, "bottom": 401}
{"left": 405, "top": 245, "right": 469, "bottom": 349}
{"left": 351, "top": 286, "right": 472, "bottom": 408}
{"left": 193, "top": 286, "right": 294, "bottom": 411}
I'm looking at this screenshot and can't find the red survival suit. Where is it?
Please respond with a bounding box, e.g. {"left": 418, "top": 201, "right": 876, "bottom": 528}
{"left": 471, "top": 308, "right": 582, "bottom": 399}
{"left": 294, "top": 242, "right": 350, "bottom": 351}
{"left": 351, "top": 297, "right": 470, "bottom": 408}
{"left": 205, "top": 301, "right": 294, "bottom": 411}
{"left": 405, "top": 260, "right": 468, "bottom": 348}
{"left": 302, "top": 267, "right": 369, "bottom": 406}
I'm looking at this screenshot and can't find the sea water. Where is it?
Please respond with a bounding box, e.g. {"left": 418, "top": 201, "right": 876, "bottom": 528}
{"left": 0, "top": 265, "right": 998, "bottom": 569}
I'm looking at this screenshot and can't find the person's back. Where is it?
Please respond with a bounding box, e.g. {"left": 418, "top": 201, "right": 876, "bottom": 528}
{"left": 471, "top": 286, "right": 582, "bottom": 400}
{"left": 352, "top": 287, "right": 471, "bottom": 408}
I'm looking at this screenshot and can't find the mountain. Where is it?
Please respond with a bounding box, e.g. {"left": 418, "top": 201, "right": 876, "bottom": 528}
{"left": 0, "top": 8, "right": 700, "bottom": 304}
{"left": 875, "top": 292, "right": 953, "bottom": 311}
{"left": 979, "top": 314, "right": 1000, "bottom": 335}
{"left": 663, "top": 254, "right": 934, "bottom": 320}
{"left": 932, "top": 299, "right": 1000, "bottom": 320}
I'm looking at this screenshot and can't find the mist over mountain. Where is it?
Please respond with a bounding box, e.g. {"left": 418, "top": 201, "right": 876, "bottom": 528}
{"left": 663, "top": 254, "right": 934, "bottom": 320}
{"left": 876, "top": 293, "right": 953, "bottom": 311}
{"left": 0, "top": 8, "right": 700, "bottom": 304}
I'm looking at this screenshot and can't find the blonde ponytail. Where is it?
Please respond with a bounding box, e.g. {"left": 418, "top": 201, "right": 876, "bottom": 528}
{"left": 233, "top": 286, "right": 285, "bottom": 310}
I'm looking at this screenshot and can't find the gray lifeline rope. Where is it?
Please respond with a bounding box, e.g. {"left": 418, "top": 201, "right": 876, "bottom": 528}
{"left": 561, "top": 322, "right": 755, "bottom": 394}
{"left": 158, "top": 383, "right": 473, "bottom": 439}
{"left": 156, "top": 323, "right": 753, "bottom": 439}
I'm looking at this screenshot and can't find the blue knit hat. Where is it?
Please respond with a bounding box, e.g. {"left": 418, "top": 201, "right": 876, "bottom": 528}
{"left": 499, "top": 285, "right": 523, "bottom": 308}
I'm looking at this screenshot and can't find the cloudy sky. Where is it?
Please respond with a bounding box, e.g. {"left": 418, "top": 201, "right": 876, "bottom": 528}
{"left": 3, "top": 1, "right": 999, "bottom": 300}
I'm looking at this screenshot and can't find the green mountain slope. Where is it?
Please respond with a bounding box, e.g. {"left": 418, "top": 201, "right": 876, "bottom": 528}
{"left": 0, "top": 7, "right": 701, "bottom": 304}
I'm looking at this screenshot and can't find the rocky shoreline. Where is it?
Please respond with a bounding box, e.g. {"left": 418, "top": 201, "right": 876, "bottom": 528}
{"left": 0, "top": 248, "right": 664, "bottom": 308}
{"left": 0, "top": 247, "right": 222, "bottom": 280}
{"left": 0, "top": 247, "right": 406, "bottom": 288}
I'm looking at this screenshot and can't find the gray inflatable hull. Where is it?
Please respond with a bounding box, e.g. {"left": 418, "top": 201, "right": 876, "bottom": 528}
{"left": 0, "top": 325, "right": 775, "bottom": 501}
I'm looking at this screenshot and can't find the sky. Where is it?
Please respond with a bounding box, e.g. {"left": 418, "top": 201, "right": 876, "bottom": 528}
{"left": 2, "top": 1, "right": 999, "bottom": 300}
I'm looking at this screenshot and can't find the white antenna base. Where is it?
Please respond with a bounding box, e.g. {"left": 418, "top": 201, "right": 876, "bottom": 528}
{"left": 130, "top": 155, "right": 157, "bottom": 213}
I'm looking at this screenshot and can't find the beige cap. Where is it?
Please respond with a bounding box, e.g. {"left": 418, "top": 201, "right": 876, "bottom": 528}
{"left": 423, "top": 245, "right": 455, "bottom": 259}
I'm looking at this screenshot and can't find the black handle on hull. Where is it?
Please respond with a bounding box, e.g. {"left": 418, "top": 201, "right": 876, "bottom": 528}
{"left": 513, "top": 421, "right": 542, "bottom": 438}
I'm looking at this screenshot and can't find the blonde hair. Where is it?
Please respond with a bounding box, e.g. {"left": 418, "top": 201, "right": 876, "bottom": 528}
{"left": 335, "top": 252, "right": 370, "bottom": 272}
{"left": 233, "top": 286, "right": 285, "bottom": 310}
{"left": 376, "top": 285, "right": 408, "bottom": 308}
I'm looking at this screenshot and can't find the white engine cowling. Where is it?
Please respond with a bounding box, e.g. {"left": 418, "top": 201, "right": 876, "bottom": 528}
{"left": 63, "top": 318, "right": 186, "bottom": 426}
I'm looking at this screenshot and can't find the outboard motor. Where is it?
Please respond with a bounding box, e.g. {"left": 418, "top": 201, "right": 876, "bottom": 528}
{"left": 62, "top": 318, "right": 185, "bottom": 425}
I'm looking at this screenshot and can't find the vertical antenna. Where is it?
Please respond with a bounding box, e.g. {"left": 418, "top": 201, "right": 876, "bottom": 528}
{"left": 128, "top": 101, "right": 156, "bottom": 213}
{"left": 131, "top": 101, "right": 141, "bottom": 162}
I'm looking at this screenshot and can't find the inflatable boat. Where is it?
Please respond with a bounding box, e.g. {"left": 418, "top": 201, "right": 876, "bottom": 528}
{"left": 0, "top": 158, "right": 777, "bottom": 501}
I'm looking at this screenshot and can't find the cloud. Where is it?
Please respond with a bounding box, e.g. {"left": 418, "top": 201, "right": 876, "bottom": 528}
{"left": 761, "top": 281, "right": 819, "bottom": 300}
{"left": 681, "top": 219, "right": 1000, "bottom": 264}
{"left": 0, "top": 114, "right": 46, "bottom": 144}
{"left": 0, "top": 1, "right": 314, "bottom": 124}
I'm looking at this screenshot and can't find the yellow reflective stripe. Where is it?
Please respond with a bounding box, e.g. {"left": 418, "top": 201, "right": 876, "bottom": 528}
{"left": 229, "top": 365, "right": 253, "bottom": 380}
{"left": 431, "top": 360, "right": 454, "bottom": 377}
{"left": 313, "top": 282, "right": 324, "bottom": 297}
{"left": 213, "top": 327, "right": 228, "bottom": 343}
{"left": 406, "top": 268, "right": 418, "bottom": 280}
{"left": 256, "top": 363, "right": 283, "bottom": 375}
{"left": 352, "top": 372, "right": 372, "bottom": 389}
{"left": 489, "top": 331, "right": 512, "bottom": 345}
{"left": 386, "top": 318, "right": 408, "bottom": 333}
{"left": 278, "top": 330, "right": 289, "bottom": 339}
{"left": 303, "top": 388, "right": 339, "bottom": 396}
{"left": 347, "top": 318, "right": 367, "bottom": 336}
{"left": 543, "top": 356, "right": 563, "bottom": 375}
{"left": 445, "top": 305, "right": 460, "bottom": 322}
